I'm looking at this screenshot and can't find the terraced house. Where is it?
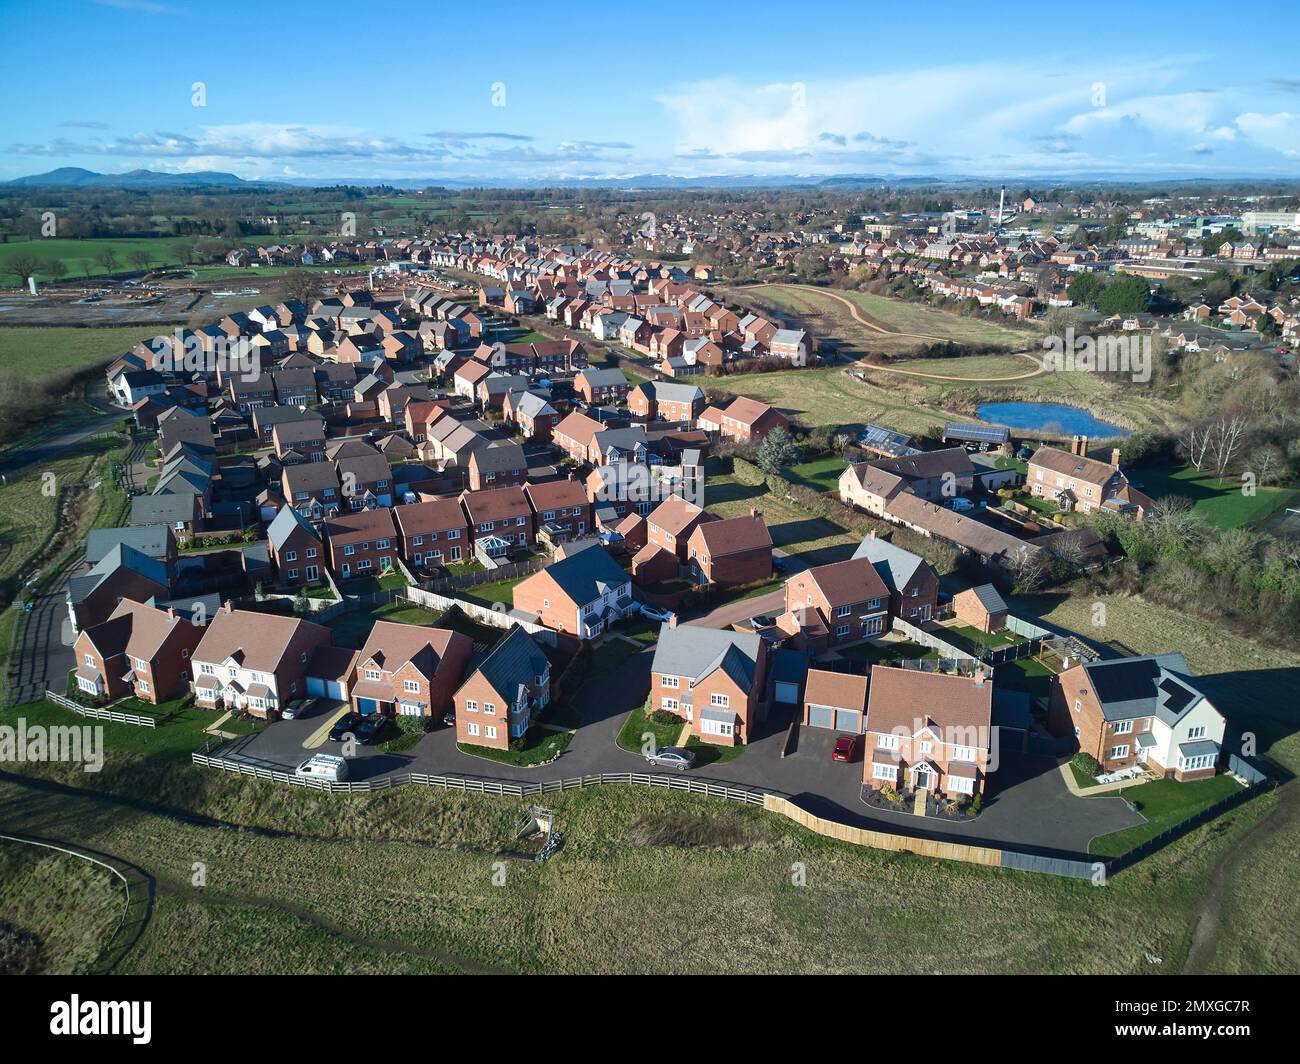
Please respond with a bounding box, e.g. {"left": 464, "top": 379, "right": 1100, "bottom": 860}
{"left": 191, "top": 604, "right": 333, "bottom": 717}
{"left": 351, "top": 621, "right": 473, "bottom": 720}
{"left": 649, "top": 621, "right": 768, "bottom": 747}
{"left": 322, "top": 507, "right": 400, "bottom": 581}
{"left": 392, "top": 497, "right": 468, "bottom": 570}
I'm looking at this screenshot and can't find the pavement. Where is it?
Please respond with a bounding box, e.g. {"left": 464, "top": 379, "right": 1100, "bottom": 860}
{"left": 9, "top": 567, "right": 76, "bottom": 704}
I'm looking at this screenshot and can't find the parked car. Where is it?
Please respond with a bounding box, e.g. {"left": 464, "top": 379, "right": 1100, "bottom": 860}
{"left": 442, "top": 708, "right": 455, "bottom": 727}
{"left": 832, "top": 734, "right": 859, "bottom": 763}
{"left": 328, "top": 712, "right": 363, "bottom": 742}
{"left": 281, "top": 699, "right": 311, "bottom": 721}
{"left": 947, "top": 498, "right": 975, "bottom": 512}
{"left": 638, "top": 603, "right": 675, "bottom": 623}
{"left": 293, "top": 753, "right": 349, "bottom": 782}
{"left": 771, "top": 555, "right": 787, "bottom": 574}
{"left": 353, "top": 714, "right": 389, "bottom": 745}
{"left": 645, "top": 746, "right": 696, "bottom": 771}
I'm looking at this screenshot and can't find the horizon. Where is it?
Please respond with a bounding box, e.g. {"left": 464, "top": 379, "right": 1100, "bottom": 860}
{"left": 1, "top": 0, "right": 1297, "bottom": 185}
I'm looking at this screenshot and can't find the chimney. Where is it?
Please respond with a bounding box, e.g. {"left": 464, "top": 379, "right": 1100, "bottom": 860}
{"left": 973, "top": 668, "right": 985, "bottom": 686}
{"left": 223, "top": 600, "right": 233, "bottom": 615}
{"left": 1079, "top": 435, "right": 1089, "bottom": 458}
{"left": 167, "top": 606, "right": 176, "bottom": 624}
{"left": 750, "top": 507, "right": 761, "bottom": 519}
{"left": 669, "top": 613, "right": 679, "bottom": 629}
{"left": 1110, "top": 447, "right": 1121, "bottom": 469}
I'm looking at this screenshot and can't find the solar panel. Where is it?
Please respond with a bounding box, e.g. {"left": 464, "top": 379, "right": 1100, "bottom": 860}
{"left": 943, "top": 422, "right": 1009, "bottom": 444}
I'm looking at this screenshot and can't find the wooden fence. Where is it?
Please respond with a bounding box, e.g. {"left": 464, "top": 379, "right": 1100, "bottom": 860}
{"left": 44, "top": 690, "right": 158, "bottom": 728}
{"left": 763, "top": 794, "right": 1004, "bottom": 868}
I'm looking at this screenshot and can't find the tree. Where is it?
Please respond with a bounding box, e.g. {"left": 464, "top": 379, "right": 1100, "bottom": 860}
{"left": 127, "top": 249, "right": 152, "bottom": 273}
{"left": 1065, "top": 271, "right": 1102, "bottom": 309}
{"left": 42, "top": 257, "right": 67, "bottom": 282}
{"left": 755, "top": 425, "right": 801, "bottom": 475}
{"left": 282, "top": 271, "right": 324, "bottom": 308}
{"left": 4, "top": 252, "right": 42, "bottom": 287}
{"left": 96, "top": 247, "right": 119, "bottom": 275}
{"left": 1097, "top": 272, "right": 1150, "bottom": 315}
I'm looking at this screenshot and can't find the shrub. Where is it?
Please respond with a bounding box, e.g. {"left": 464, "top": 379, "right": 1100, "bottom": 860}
{"left": 650, "top": 709, "right": 681, "bottom": 726}
{"left": 1071, "top": 752, "right": 1103, "bottom": 779}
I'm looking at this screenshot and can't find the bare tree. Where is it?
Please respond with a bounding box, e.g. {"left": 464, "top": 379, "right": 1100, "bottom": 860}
{"left": 4, "top": 252, "right": 42, "bottom": 287}
{"left": 1207, "top": 414, "right": 1248, "bottom": 478}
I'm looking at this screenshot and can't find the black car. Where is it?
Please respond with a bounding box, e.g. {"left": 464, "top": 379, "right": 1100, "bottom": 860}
{"left": 442, "top": 708, "right": 456, "bottom": 727}
{"left": 328, "top": 712, "right": 363, "bottom": 742}
{"left": 353, "top": 714, "right": 389, "bottom": 745}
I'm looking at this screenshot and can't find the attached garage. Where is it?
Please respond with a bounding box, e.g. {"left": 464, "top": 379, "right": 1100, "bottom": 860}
{"left": 770, "top": 648, "right": 807, "bottom": 706}
{"left": 834, "top": 708, "right": 862, "bottom": 733}
{"left": 806, "top": 704, "right": 834, "bottom": 729}
{"left": 355, "top": 697, "right": 380, "bottom": 716}
{"left": 305, "top": 645, "right": 356, "bottom": 702}
{"left": 307, "top": 676, "right": 347, "bottom": 700}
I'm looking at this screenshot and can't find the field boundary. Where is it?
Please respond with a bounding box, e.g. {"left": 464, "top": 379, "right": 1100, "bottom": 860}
{"left": 44, "top": 689, "right": 159, "bottom": 728}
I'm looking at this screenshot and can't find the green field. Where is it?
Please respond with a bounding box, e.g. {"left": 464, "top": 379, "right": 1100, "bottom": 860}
{"left": 784, "top": 454, "right": 847, "bottom": 493}
{"left": 1131, "top": 463, "right": 1299, "bottom": 529}
{"left": 0, "top": 324, "right": 150, "bottom": 381}
{"left": 705, "top": 467, "right": 859, "bottom": 566}
{"left": 0, "top": 237, "right": 190, "bottom": 281}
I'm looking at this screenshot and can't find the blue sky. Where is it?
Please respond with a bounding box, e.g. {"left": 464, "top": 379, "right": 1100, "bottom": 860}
{"left": 1, "top": 0, "right": 1298, "bottom": 183}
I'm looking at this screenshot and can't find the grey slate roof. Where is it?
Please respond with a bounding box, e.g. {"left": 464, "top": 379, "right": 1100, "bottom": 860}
{"left": 131, "top": 492, "right": 198, "bottom": 526}
{"left": 852, "top": 535, "right": 925, "bottom": 592}
{"left": 536, "top": 546, "right": 629, "bottom": 606}
{"left": 967, "top": 583, "right": 1008, "bottom": 614}
{"left": 651, "top": 624, "right": 761, "bottom": 691}
{"left": 266, "top": 505, "right": 319, "bottom": 551}
{"left": 86, "top": 524, "right": 169, "bottom": 565}
{"left": 68, "top": 544, "right": 169, "bottom": 605}
{"left": 471, "top": 625, "right": 549, "bottom": 704}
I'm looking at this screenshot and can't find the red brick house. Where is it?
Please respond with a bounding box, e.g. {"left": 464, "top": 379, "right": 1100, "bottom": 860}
{"left": 73, "top": 600, "right": 204, "bottom": 705}
{"left": 863, "top": 666, "right": 993, "bottom": 798}
{"left": 696, "top": 396, "right": 789, "bottom": 443}
{"left": 350, "top": 620, "right": 473, "bottom": 720}
{"left": 782, "top": 556, "right": 890, "bottom": 651}
{"left": 646, "top": 494, "right": 714, "bottom": 562}
{"left": 524, "top": 478, "right": 593, "bottom": 541}
{"left": 574, "top": 367, "right": 629, "bottom": 406}
{"left": 321, "top": 507, "right": 400, "bottom": 582}
{"left": 686, "top": 511, "right": 772, "bottom": 587}
{"left": 649, "top": 621, "right": 768, "bottom": 746}
{"left": 267, "top": 505, "right": 325, "bottom": 587}
{"left": 392, "top": 497, "right": 469, "bottom": 570}
{"left": 512, "top": 544, "right": 633, "bottom": 639}
{"left": 852, "top": 534, "right": 941, "bottom": 624}
{"left": 453, "top": 625, "right": 552, "bottom": 750}
{"left": 459, "top": 485, "right": 534, "bottom": 554}
{"left": 627, "top": 380, "right": 705, "bottom": 423}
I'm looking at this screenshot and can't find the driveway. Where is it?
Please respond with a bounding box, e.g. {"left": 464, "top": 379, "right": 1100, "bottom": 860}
{"left": 9, "top": 567, "right": 76, "bottom": 704}
{"left": 210, "top": 645, "right": 1141, "bottom": 857}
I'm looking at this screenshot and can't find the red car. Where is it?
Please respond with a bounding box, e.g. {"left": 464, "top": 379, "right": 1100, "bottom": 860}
{"left": 832, "top": 734, "right": 858, "bottom": 763}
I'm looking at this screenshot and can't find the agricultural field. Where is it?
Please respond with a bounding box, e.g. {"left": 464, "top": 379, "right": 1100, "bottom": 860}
{"left": 0, "top": 324, "right": 148, "bottom": 380}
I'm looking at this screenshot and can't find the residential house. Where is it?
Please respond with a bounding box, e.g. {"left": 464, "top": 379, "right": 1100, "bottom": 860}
{"left": 513, "top": 544, "right": 634, "bottom": 639}
{"left": 697, "top": 396, "right": 789, "bottom": 443}
{"left": 66, "top": 544, "right": 171, "bottom": 633}
{"left": 781, "top": 557, "right": 890, "bottom": 653}
{"left": 852, "top": 534, "right": 941, "bottom": 624}
{"left": 321, "top": 507, "right": 400, "bottom": 582}
{"left": 280, "top": 461, "right": 342, "bottom": 520}
{"left": 627, "top": 380, "right": 705, "bottom": 423}
{"left": 1027, "top": 439, "right": 1153, "bottom": 519}
{"left": 351, "top": 621, "right": 473, "bottom": 720}
{"left": 266, "top": 505, "right": 325, "bottom": 587}
{"left": 649, "top": 621, "right": 768, "bottom": 746}
{"left": 574, "top": 367, "right": 630, "bottom": 406}
{"left": 73, "top": 600, "right": 204, "bottom": 704}
{"left": 685, "top": 511, "right": 772, "bottom": 587}
{"left": 524, "top": 478, "right": 592, "bottom": 543}
{"left": 863, "top": 665, "right": 993, "bottom": 798}
{"left": 453, "top": 625, "right": 552, "bottom": 750}
{"left": 459, "top": 485, "right": 534, "bottom": 556}
{"left": 467, "top": 441, "right": 528, "bottom": 492}
{"left": 1048, "top": 653, "right": 1226, "bottom": 781}
{"left": 392, "top": 497, "right": 469, "bottom": 570}
{"left": 191, "top": 603, "right": 333, "bottom": 717}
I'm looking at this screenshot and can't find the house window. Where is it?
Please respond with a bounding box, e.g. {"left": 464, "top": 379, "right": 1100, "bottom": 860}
{"left": 1073, "top": 699, "right": 1081, "bottom": 712}
{"left": 661, "top": 697, "right": 679, "bottom": 712}
{"left": 836, "top": 625, "right": 850, "bottom": 637}
{"left": 403, "top": 680, "right": 419, "bottom": 693}
{"left": 467, "top": 722, "right": 480, "bottom": 736}
{"left": 878, "top": 733, "right": 899, "bottom": 750}
{"left": 662, "top": 676, "right": 679, "bottom": 688}
{"left": 952, "top": 745, "right": 975, "bottom": 761}
{"left": 835, "top": 604, "right": 851, "bottom": 617}
{"left": 287, "top": 569, "right": 298, "bottom": 581}
{"left": 1110, "top": 745, "right": 1130, "bottom": 760}
{"left": 483, "top": 702, "right": 496, "bottom": 715}
{"left": 918, "top": 740, "right": 932, "bottom": 755}
{"left": 1114, "top": 720, "right": 1133, "bottom": 734}
{"left": 344, "top": 545, "right": 356, "bottom": 556}
{"left": 872, "top": 763, "right": 898, "bottom": 781}
{"left": 285, "top": 551, "right": 297, "bottom": 562}
{"left": 485, "top": 725, "right": 497, "bottom": 740}
{"left": 709, "top": 693, "right": 729, "bottom": 708}
{"left": 365, "top": 669, "right": 381, "bottom": 681}
{"left": 84, "top": 654, "right": 95, "bottom": 668}
{"left": 1188, "top": 725, "right": 1207, "bottom": 740}
{"left": 465, "top": 700, "right": 478, "bottom": 712}
{"left": 1180, "top": 753, "right": 1214, "bottom": 771}
{"left": 948, "top": 775, "right": 975, "bottom": 795}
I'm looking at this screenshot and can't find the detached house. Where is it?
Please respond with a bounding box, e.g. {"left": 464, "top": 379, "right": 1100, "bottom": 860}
{"left": 685, "top": 510, "right": 772, "bottom": 587}
{"left": 74, "top": 600, "right": 204, "bottom": 705}
{"left": 191, "top": 604, "right": 333, "bottom": 717}
{"left": 574, "top": 367, "right": 630, "bottom": 406}
{"left": 512, "top": 544, "right": 634, "bottom": 639}
{"left": 1048, "top": 653, "right": 1226, "bottom": 781}
{"left": 863, "top": 666, "right": 994, "bottom": 798}
{"left": 453, "top": 625, "right": 552, "bottom": 750}
{"left": 351, "top": 621, "right": 473, "bottom": 720}
{"left": 781, "top": 556, "right": 890, "bottom": 653}
{"left": 627, "top": 380, "right": 705, "bottom": 423}
{"left": 697, "top": 396, "right": 789, "bottom": 443}
{"left": 852, "top": 534, "right": 940, "bottom": 624}
{"left": 649, "top": 621, "right": 768, "bottom": 746}
{"left": 1027, "top": 439, "right": 1153, "bottom": 519}
{"left": 266, "top": 505, "right": 325, "bottom": 587}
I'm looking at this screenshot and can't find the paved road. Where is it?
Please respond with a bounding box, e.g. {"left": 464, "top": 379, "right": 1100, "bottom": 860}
{"left": 0, "top": 398, "right": 126, "bottom": 481}
{"left": 10, "top": 566, "right": 76, "bottom": 704}
{"left": 692, "top": 588, "right": 785, "bottom": 630}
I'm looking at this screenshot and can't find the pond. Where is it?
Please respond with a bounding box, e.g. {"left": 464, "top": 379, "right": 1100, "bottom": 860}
{"left": 977, "top": 401, "right": 1130, "bottom": 438}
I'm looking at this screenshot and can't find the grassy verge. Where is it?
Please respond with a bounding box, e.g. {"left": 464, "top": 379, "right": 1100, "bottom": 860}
{"left": 617, "top": 699, "right": 681, "bottom": 754}
{"left": 457, "top": 728, "right": 573, "bottom": 767}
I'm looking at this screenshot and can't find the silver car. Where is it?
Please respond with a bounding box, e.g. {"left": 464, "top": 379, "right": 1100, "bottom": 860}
{"left": 645, "top": 747, "right": 696, "bottom": 772}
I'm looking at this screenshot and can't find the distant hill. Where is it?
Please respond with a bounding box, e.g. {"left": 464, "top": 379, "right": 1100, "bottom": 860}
{"left": 6, "top": 167, "right": 270, "bottom": 188}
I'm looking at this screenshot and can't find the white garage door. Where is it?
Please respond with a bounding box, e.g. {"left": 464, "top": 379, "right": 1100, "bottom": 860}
{"left": 807, "top": 704, "right": 834, "bottom": 729}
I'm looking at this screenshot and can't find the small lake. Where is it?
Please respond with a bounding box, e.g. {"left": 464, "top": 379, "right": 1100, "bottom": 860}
{"left": 977, "top": 402, "right": 1130, "bottom": 438}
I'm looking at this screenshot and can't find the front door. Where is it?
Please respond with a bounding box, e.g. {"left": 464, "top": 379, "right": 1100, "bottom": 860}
{"left": 919, "top": 604, "right": 932, "bottom": 621}
{"left": 914, "top": 765, "right": 932, "bottom": 791}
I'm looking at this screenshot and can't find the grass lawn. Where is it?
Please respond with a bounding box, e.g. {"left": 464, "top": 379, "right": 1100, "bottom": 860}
{"left": 617, "top": 699, "right": 682, "bottom": 754}
{"left": 1089, "top": 775, "right": 1245, "bottom": 857}
{"left": 0, "top": 325, "right": 156, "bottom": 381}
{"left": 993, "top": 656, "right": 1054, "bottom": 702}
{"left": 686, "top": 736, "right": 745, "bottom": 765}
{"left": 323, "top": 601, "right": 444, "bottom": 649}
{"left": 460, "top": 574, "right": 526, "bottom": 608}
{"left": 942, "top": 622, "right": 1024, "bottom": 651}
{"left": 457, "top": 728, "right": 573, "bottom": 767}
{"left": 337, "top": 570, "right": 408, "bottom": 596}
{"left": 1131, "top": 462, "right": 1299, "bottom": 530}
{"left": 705, "top": 466, "right": 859, "bottom": 567}
{"left": 835, "top": 639, "right": 936, "bottom": 665}
{"left": 8, "top": 697, "right": 218, "bottom": 764}
{"left": 0, "top": 237, "right": 195, "bottom": 281}
{"left": 784, "top": 454, "right": 847, "bottom": 493}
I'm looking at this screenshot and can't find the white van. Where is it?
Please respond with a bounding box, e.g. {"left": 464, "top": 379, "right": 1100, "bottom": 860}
{"left": 294, "top": 753, "right": 349, "bottom": 783}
